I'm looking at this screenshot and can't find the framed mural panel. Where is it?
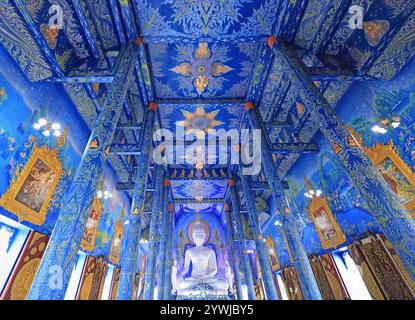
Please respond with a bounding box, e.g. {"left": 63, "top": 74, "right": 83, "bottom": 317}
{"left": 0, "top": 144, "right": 63, "bottom": 225}
{"left": 80, "top": 195, "right": 103, "bottom": 252}
{"left": 109, "top": 207, "right": 124, "bottom": 265}
{"left": 266, "top": 235, "right": 280, "bottom": 271}
{"left": 307, "top": 191, "right": 346, "bottom": 250}
{"left": 362, "top": 141, "right": 415, "bottom": 218}
{"left": 349, "top": 128, "right": 415, "bottom": 218}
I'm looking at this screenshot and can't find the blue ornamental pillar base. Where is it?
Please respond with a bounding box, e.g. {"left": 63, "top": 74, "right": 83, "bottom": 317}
{"left": 224, "top": 203, "right": 244, "bottom": 300}
{"left": 163, "top": 203, "right": 174, "bottom": 300}
{"left": 27, "top": 43, "right": 140, "bottom": 300}
{"left": 143, "top": 165, "right": 163, "bottom": 300}
{"left": 229, "top": 178, "right": 256, "bottom": 300}
{"left": 245, "top": 101, "right": 322, "bottom": 300}
{"left": 238, "top": 171, "right": 279, "bottom": 300}
{"left": 117, "top": 102, "right": 157, "bottom": 300}
{"left": 267, "top": 35, "right": 415, "bottom": 282}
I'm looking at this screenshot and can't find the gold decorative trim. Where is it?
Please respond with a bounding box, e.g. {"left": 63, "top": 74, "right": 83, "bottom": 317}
{"left": 0, "top": 143, "right": 63, "bottom": 225}
{"left": 307, "top": 194, "right": 346, "bottom": 250}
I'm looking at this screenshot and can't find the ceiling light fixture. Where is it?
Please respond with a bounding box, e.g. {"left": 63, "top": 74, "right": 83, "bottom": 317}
{"left": 33, "top": 119, "right": 62, "bottom": 137}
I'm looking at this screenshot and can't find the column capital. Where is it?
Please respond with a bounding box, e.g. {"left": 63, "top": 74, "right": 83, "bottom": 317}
{"left": 224, "top": 202, "right": 230, "bottom": 212}
{"left": 245, "top": 101, "right": 254, "bottom": 111}
{"left": 163, "top": 178, "right": 170, "bottom": 187}
{"left": 135, "top": 36, "right": 144, "bottom": 46}
{"left": 168, "top": 203, "right": 174, "bottom": 212}
{"left": 148, "top": 102, "right": 157, "bottom": 110}
{"left": 267, "top": 35, "right": 278, "bottom": 49}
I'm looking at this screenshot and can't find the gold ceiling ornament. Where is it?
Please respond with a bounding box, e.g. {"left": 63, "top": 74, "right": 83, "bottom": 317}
{"left": 170, "top": 42, "right": 233, "bottom": 95}
{"left": 348, "top": 127, "right": 415, "bottom": 218}
{"left": 177, "top": 105, "right": 224, "bottom": 139}
{"left": 0, "top": 142, "right": 64, "bottom": 226}
{"left": 305, "top": 176, "right": 346, "bottom": 250}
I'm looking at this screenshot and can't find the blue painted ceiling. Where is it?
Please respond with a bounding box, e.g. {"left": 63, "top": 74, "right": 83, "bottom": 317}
{"left": 2, "top": 0, "right": 414, "bottom": 229}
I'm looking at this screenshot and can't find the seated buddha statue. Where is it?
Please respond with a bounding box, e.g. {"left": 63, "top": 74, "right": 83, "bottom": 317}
{"left": 175, "top": 223, "right": 229, "bottom": 295}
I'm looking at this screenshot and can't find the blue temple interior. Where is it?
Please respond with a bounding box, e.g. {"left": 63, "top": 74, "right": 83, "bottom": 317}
{"left": 0, "top": 0, "right": 414, "bottom": 301}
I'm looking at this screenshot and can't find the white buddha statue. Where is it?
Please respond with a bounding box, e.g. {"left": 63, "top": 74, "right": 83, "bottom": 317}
{"left": 175, "top": 223, "right": 229, "bottom": 295}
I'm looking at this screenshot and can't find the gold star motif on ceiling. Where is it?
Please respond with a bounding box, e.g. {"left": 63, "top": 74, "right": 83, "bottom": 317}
{"left": 177, "top": 106, "right": 224, "bottom": 138}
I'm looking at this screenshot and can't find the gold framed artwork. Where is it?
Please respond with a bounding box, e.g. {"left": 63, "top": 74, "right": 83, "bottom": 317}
{"left": 306, "top": 188, "right": 346, "bottom": 250}
{"left": 266, "top": 235, "right": 280, "bottom": 271}
{"left": 0, "top": 144, "right": 63, "bottom": 225}
{"left": 109, "top": 207, "right": 125, "bottom": 265}
{"left": 348, "top": 127, "right": 415, "bottom": 218}
{"left": 80, "top": 195, "right": 103, "bottom": 252}
{"left": 362, "top": 141, "right": 415, "bottom": 218}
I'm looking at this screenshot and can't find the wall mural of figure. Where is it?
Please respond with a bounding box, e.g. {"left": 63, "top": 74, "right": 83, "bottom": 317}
{"left": 109, "top": 207, "right": 125, "bottom": 265}
{"left": 0, "top": 142, "right": 64, "bottom": 226}
{"left": 80, "top": 179, "right": 104, "bottom": 252}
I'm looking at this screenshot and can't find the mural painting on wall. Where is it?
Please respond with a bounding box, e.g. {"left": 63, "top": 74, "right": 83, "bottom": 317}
{"left": 109, "top": 207, "right": 125, "bottom": 265}
{"left": 0, "top": 136, "right": 65, "bottom": 225}
{"left": 266, "top": 235, "right": 280, "bottom": 271}
{"left": 80, "top": 179, "right": 104, "bottom": 252}
{"left": 350, "top": 128, "right": 415, "bottom": 218}
{"left": 305, "top": 177, "right": 346, "bottom": 250}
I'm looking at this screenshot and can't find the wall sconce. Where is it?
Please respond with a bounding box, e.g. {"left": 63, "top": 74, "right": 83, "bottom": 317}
{"left": 371, "top": 116, "right": 401, "bottom": 134}
{"left": 34, "top": 118, "right": 62, "bottom": 137}
{"left": 274, "top": 220, "right": 282, "bottom": 227}
{"left": 304, "top": 189, "right": 322, "bottom": 199}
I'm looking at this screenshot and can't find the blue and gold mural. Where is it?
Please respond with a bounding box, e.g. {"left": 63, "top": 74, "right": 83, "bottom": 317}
{"left": 0, "top": 44, "right": 130, "bottom": 264}
{"left": 149, "top": 42, "right": 257, "bottom": 99}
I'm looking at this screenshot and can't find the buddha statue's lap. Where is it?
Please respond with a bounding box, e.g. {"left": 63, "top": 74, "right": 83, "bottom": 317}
{"left": 174, "top": 224, "right": 229, "bottom": 295}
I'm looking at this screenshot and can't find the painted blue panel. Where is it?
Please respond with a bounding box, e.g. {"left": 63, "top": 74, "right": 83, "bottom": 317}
{"left": 148, "top": 42, "right": 258, "bottom": 99}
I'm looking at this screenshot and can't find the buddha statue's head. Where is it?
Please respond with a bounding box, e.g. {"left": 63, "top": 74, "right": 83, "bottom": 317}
{"left": 192, "top": 224, "right": 206, "bottom": 246}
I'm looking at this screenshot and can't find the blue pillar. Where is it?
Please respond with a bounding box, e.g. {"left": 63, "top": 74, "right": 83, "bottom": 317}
{"left": 27, "top": 43, "right": 140, "bottom": 300}
{"left": 143, "top": 165, "right": 163, "bottom": 300}
{"left": 163, "top": 203, "right": 174, "bottom": 300}
{"left": 229, "top": 178, "right": 256, "bottom": 300}
{"left": 245, "top": 101, "right": 322, "bottom": 300}
{"left": 238, "top": 171, "right": 279, "bottom": 300}
{"left": 267, "top": 36, "right": 415, "bottom": 281}
{"left": 117, "top": 102, "right": 157, "bottom": 300}
{"left": 157, "top": 185, "right": 170, "bottom": 299}
{"left": 224, "top": 203, "right": 244, "bottom": 300}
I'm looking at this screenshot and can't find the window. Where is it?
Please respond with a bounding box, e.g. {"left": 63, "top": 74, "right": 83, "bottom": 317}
{"left": 101, "top": 264, "right": 115, "bottom": 300}
{"left": 276, "top": 271, "right": 289, "bottom": 300}
{"left": 64, "top": 251, "right": 87, "bottom": 300}
{"left": 332, "top": 247, "right": 372, "bottom": 300}
{"left": 0, "top": 216, "right": 30, "bottom": 296}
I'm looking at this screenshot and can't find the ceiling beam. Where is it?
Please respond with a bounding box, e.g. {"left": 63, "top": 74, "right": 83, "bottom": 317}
{"left": 271, "top": 142, "right": 319, "bottom": 154}
{"left": 173, "top": 198, "right": 224, "bottom": 204}
{"left": 307, "top": 67, "right": 376, "bottom": 81}
{"left": 109, "top": 144, "right": 141, "bottom": 155}
{"left": 116, "top": 123, "right": 142, "bottom": 130}
{"left": 156, "top": 98, "right": 245, "bottom": 105}
{"left": 116, "top": 182, "right": 154, "bottom": 192}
